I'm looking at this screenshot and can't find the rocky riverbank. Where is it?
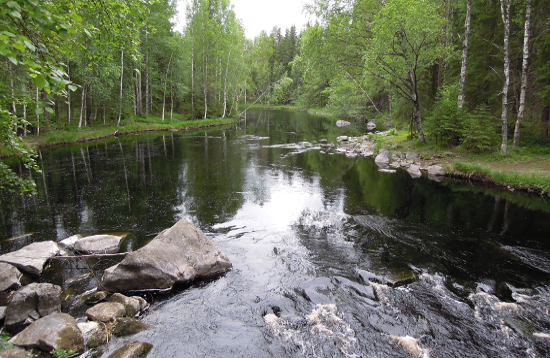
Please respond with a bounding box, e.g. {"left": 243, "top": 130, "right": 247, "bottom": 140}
{"left": 0, "top": 220, "right": 231, "bottom": 358}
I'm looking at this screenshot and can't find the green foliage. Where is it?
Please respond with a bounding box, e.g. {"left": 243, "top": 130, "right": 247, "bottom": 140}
{"left": 425, "top": 84, "right": 463, "bottom": 146}
{"left": 270, "top": 77, "right": 294, "bottom": 105}
{"left": 50, "top": 348, "right": 76, "bottom": 358}
{"left": 0, "top": 328, "right": 13, "bottom": 351}
{"left": 460, "top": 105, "right": 499, "bottom": 153}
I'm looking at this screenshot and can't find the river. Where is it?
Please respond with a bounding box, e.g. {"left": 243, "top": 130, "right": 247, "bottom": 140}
{"left": 1, "top": 108, "right": 550, "bottom": 357}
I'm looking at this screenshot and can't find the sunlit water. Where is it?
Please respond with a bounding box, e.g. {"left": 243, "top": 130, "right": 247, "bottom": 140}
{"left": 1, "top": 109, "right": 550, "bottom": 357}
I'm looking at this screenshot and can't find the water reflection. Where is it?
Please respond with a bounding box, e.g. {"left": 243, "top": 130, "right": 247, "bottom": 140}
{"left": 1, "top": 109, "right": 550, "bottom": 357}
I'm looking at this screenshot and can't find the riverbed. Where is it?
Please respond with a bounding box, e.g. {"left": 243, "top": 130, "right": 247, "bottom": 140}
{"left": 1, "top": 108, "right": 550, "bottom": 357}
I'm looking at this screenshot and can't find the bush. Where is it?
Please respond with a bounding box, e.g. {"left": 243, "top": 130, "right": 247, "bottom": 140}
{"left": 425, "top": 84, "right": 463, "bottom": 146}
{"left": 460, "top": 105, "right": 499, "bottom": 153}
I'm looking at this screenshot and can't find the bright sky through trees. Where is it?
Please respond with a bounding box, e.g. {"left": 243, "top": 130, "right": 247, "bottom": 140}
{"left": 176, "top": 0, "right": 310, "bottom": 38}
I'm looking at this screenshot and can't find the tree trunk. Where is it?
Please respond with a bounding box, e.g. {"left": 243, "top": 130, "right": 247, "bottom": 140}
{"left": 410, "top": 70, "right": 425, "bottom": 142}
{"left": 10, "top": 75, "right": 16, "bottom": 134}
{"left": 499, "top": 0, "right": 511, "bottom": 154}
{"left": 542, "top": 106, "right": 549, "bottom": 138}
{"left": 162, "top": 53, "right": 173, "bottom": 121}
{"left": 170, "top": 84, "right": 173, "bottom": 120}
{"left": 458, "top": 0, "right": 471, "bottom": 108}
{"left": 145, "top": 55, "right": 149, "bottom": 116}
{"left": 191, "top": 40, "right": 195, "bottom": 116}
{"left": 67, "top": 64, "right": 71, "bottom": 124}
{"left": 137, "top": 69, "right": 142, "bottom": 116}
{"left": 221, "top": 47, "right": 232, "bottom": 119}
{"left": 78, "top": 86, "right": 85, "bottom": 129}
{"left": 117, "top": 49, "right": 124, "bottom": 127}
{"left": 23, "top": 104, "right": 26, "bottom": 137}
{"left": 35, "top": 86, "right": 40, "bottom": 135}
{"left": 54, "top": 94, "right": 59, "bottom": 123}
{"left": 204, "top": 55, "right": 208, "bottom": 120}
{"left": 513, "top": 0, "right": 531, "bottom": 148}
{"left": 85, "top": 85, "right": 92, "bottom": 126}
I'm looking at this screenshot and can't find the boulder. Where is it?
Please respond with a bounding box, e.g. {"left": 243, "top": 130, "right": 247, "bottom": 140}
{"left": 375, "top": 150, "right": 390, "bottom": 169}
{"left": 427, "top": 165, "right": 446, "bottom": 177}
{"left": 100, "top": 219, "right": 232, "bottom": 292}
{"left": 86, "top": 302, "right": 126, "bottom": 323}
{"left": 131, "top": 296, "right": 149, "bottom": 311}
{"left": 73, "top": 235, "right": 125, "bottom": 254}
{"left": 112, "top": 317, "right": 150, "bottom": 337}
{"left": 319, "top": 139, "right": 328, "bottom": 144}
{"left": 77, "top": 321, "right": 108, "bottom": 349}
{"left": 58, "top": 234, "right": 82, "bottom": 249}
{"left": 336, "top": 120, "right": 351, "bottom": 127}
{"left": 0, "top": 241, "right": 61, "bottom": 275}
{"left": 5, "top": 283, "right": 61, "bottom": 329}
{"left": 407, "top": 165, "right": 422, "bottom": 179}
{"left": 0, "top": 263, "right": 22, "bottom": 292}
{"left": 108, "top": 341, "right": 153, "bottom": 358}
{"left": 0, "top": 347, "right": 33, "bottom": 358}
{"left": 427, "top": 165, "right": 447, "bottom": 182}
{"left": 9, "top": 312, "right": 84, "bottom": 353}
{"left": 108, "top": 293, "right": 141, "bottom": 317}
{"left": 0, "top": 306, "right": 6, "bottom": 321}
{"left": 367, "top": 121, "right": 376, "bottom": 131}
{"left": 336, "top": 136, "right": 349, "bottom": 142}
{"left": 405, "top": 152, "right": 420, "bottom": 161}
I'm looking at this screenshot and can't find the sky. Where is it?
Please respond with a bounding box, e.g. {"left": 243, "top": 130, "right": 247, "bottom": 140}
{"left": 176, "top": 0, "right": 312, "bottom": 39}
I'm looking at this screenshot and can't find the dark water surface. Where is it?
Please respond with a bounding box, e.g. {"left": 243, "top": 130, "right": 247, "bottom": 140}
{"left": 1, "top": 109, "right": 550, "bottom": 357}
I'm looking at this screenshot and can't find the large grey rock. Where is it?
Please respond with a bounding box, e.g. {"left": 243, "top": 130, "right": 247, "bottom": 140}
{"left": 108, "top": 341, "right": 153, "bottom": 358}
{"left": 0, "top": 306, "right": 6, "bottom": 321}
{"left": 0, "top": 241, "right": 61, "bottom": 275}
{"left": 406, "top": 152, "right": 420, "bottom": 161}
{"left": 100, "top": 219, "right": 232, "bottom": 292}
{"left": 9, "top": 312, "right": 84, "bottom": 353}
{"left": 427, "top": 165, "right": 446, "bottom": 177}
{"left": 0, "top": 263, "right": 22, "bottom": 292}
{"left": 407, "top": 164, "right": 422, "bottom": 179}
{"left": 5, "top": 283, "right": 61, "bottom": 329}
{"left": 375, "top": 150, "right": 390, "bottom": 169}
{"left": 73, "top": 235, "right": 125, "bottom": 254}
{"left": 86, "top": 302, "right": 126, "bottom": 323}
{"left": 0, "top": 347, "right": 33, "bottom": 358}
{"left": 58, "top": 234, "right": 82, "bottom": 249}
{"left": 77, "top": 321, "right": 108, "bottom": 349}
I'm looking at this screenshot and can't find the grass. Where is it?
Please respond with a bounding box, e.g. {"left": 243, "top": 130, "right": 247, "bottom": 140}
{"left": 248, "top": 103, "right": 343, "bottom": 117}
{"left": 19, "top": 114, "right": 239, "bottom": 150}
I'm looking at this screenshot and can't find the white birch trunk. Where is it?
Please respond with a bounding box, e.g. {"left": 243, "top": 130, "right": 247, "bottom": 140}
{"left": 162, "top": 53, "right": 173, "bottom": 121}
{"left": 499, "top": 0, "right": 511, "bottom": 154}
{"left": 117, "top": 49, "right": 124, "bottom": 127}
{"left": 221, "top": 47, "right": 232, "bottom": 119}
{"left": 458, "top": 0, "right": 471, "bottom": 108}
{"left": 35, "top": 86, "right": 40, "bottom": 136}
{"left": 78, "top": 86, "right": 85, "bottom": 129}
{"left": 513, "top": 0, "right": 531, "bottom": 148}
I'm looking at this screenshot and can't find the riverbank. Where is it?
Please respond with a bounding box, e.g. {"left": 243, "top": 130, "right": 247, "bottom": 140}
{"left": 249, "top": 104, "right": 344, "bottom": 117}
{"left": 1, "top": 115, "right": 239, "bottom": 157}
{"left": 364, "top": 128, "right": 550, "bottom": 196}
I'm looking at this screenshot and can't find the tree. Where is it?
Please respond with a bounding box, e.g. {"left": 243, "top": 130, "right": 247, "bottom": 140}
{"left": 458, "top": 0, "right": 472, "bottom": 108}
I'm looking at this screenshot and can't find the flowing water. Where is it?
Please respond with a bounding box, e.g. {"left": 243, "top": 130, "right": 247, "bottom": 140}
{"left": 1, "top": 109, "right": 550, "bottom": 357}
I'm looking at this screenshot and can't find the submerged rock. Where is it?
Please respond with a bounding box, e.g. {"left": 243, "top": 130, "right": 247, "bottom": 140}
{"left": 100, "top": 219, "right": 232, "bottom": 292}
{"left": 427, "top": 165, "right": 446, "bottom": 177}
{"left": 112, "top": 317, "right": 149, "bottom": 337}
{"left": 86, "top": 302, "right": 126, "bottom": 323}
{"left": 9, "top": 312, "right": 84, "bottom": 353}
{"left": 73, "top": 234, "right": 125, "bottom": 254}
{"left": 81, "top": 290, "right": 109, "bottom": 305}
{"left": 336, "top": 120, "right": 351, "bottom": 127}
{"left": 108, "top": 341, "right": 153, "bottom": 358}
{"left": 0, "top": 263, "right": 22, "bottom": 292}
{"left": 0, "top": 241, "right": 61, "bottom": 275}
{"left": 5, "top": 283, "right": 62, "bottom": 329}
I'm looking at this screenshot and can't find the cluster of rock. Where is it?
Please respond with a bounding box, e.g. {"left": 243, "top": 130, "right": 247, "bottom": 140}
{"left": 0, "top": 219, "right": 232, "bottom": 358}
{"left": 320, "top": 134, "right": 447, "bottom": 182}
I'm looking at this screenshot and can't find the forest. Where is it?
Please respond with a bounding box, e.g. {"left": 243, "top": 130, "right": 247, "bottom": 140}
{"left": 1, "top": 0, "right": 549, "bottom": 191}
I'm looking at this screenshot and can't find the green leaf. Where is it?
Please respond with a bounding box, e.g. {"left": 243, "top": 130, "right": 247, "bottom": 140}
{"left": 7, "top": 56, "right": 17, "bottom": 65}
{"left": 6, "top": 1, "right": 17, "bottom": 9}
{"left": 10, "top": 10, "right": 21, "bottom": 19}
{"left": 68, "top": 84, "right": 77, "bottom": 92}
{"left": 23, "top": 40, "right": 35, "bottom": 52}
{"left": 45, "top": 107, "right": 54, "bottom": 114}
{"left": 32, "top": 75, "right": 47, "bottom": 89}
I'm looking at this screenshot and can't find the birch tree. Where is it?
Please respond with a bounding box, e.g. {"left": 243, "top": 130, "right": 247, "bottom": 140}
{"left": 499, "top": 0, "right": 511, "bottom": 154}
{"left": 458, "top": 0, "right": 472, "bottom": 108}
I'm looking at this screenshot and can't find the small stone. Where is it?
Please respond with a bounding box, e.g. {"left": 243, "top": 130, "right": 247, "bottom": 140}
{"left": 336, "top": 120, "right": 351, "bottom": 127}
{"left": 336, "top": 136, "right": 348, "bottom": 142}
{"left": 108, "top": 293, "right": 141, "bottom": 317}
{"left": 81, "top": 290, "right": 109, "bottom": 305}
{"left": 405, "top": 152, "right": 420, "bottom": 161}
{"left": 86, "top": 325, "right": 109, "bottom": 349}
{"left": 86, "top": 302, "right": 126, "bottom": 322}
{"left": 319, "top": 139, "right": 328, "bottom": 143}
{"left": 108, "top": 341, "right": 153, "bottom": 358}
{"left": 131, "top": 296, "right": 149, "bottom": 311}
{"left": 375, "top": 150, "right": 390, "bottom": 169}
{"left": 379, "top": 169, "right": 397, "bottom": 174}
{"left": 367, "top": 121, "right": 376, "bottom": 131}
